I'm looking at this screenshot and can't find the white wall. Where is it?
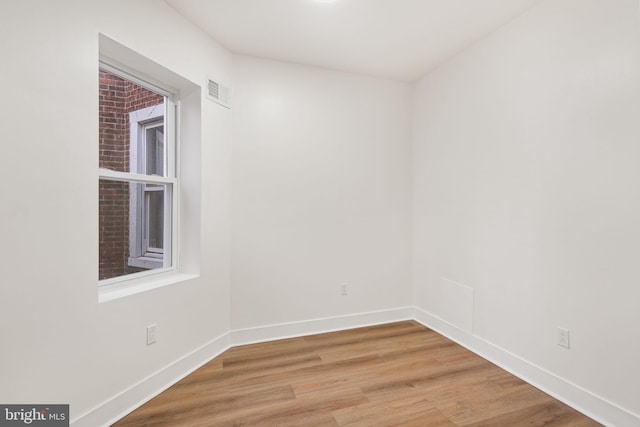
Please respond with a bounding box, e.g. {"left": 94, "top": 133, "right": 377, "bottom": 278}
{"left": 231, "top": 56, "right": 413, "bottom": 331}
{"left": 0, "top": 0, "right": 233, "bottom": 424}
{"left": 3, "top": 0, "right": 639, "bottom": 425}
{"left": 413, "top": 0, "right": 640, "bottom": 421}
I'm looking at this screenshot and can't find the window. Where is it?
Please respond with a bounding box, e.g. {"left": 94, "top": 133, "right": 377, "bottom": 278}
{"left": 97, "top": 34, "right": 202, "bottom": 301}
{"left": 98, "top": 62, "right": 177, "bottom": 283}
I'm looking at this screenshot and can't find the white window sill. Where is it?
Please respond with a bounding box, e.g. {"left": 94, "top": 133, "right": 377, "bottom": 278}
{"left": 99, "top": 272, "right": 198, "bottom": 303}
{"left": 128, "top": 255, "right": 163, "bottom": 269}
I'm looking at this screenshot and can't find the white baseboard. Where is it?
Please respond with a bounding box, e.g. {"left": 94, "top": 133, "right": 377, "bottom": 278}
{"left": 71, "top": 307, "right": 412, "bottom": 426}
{"left": 230, "top": 307, "right": 415, "bottom": 346}
{"left": 72, "top": 307, "right": 639, "bottom": 427}
{"left": 71, "top": 332, "right": 231, "bottom": 427}
{"left": 413, "top": 307, "right": 640, "bottom": 427}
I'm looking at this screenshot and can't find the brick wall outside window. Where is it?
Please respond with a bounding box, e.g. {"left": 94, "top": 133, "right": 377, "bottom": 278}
{"left": 99, "top": 71, "right": 164, "bottom": 280}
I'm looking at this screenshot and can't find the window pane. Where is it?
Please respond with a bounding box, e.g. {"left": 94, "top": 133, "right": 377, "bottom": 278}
{"left": 99, "top": 179, "right": 170, "bottom": 280}
{"left": 99, "top": 179, "right": 135, "bottom": 280}
{"left": 98, "top": 69, "right": 165, "bottom": 174}
{"left": 145, "top": 125, "right": 164, "bottom": 176}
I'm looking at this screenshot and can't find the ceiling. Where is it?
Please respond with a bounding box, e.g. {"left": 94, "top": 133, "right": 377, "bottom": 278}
{"left": 165, "top": 0, "right": 539, "bottom": 82}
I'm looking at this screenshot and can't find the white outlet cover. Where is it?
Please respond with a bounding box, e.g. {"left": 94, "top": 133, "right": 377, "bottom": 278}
{"left": 147, "top": 324, "right": 157, "bottom": 345}
{"left": 340, "top": 282, "right": 348, "bottom": 296}
{"left": 557, "top": 327, "right": 570, "bottom": 349}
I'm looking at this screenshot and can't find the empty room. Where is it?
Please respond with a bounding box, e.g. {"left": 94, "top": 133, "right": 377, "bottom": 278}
{"left": 1, "top": 0, "right": 639, "bottom": 425}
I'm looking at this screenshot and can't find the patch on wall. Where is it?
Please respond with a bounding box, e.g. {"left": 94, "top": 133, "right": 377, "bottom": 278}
{"left": 439, "top": 278, "right": 474, "bottom": 334}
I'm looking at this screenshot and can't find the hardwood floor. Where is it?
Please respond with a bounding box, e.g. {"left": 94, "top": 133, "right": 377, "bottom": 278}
{"left": 113, "top": 321, "right": 601, "bottom": 426}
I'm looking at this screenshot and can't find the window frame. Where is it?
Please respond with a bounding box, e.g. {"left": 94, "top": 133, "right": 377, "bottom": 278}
{"left": 128, "top": 105, "right": 165, "bottom": 268}
{"left": 98, "top": 60, "right": 180, "bottom": 287}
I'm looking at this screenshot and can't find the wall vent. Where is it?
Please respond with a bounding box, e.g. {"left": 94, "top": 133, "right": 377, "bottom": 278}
{"left": 206, "top": 77, "right": 231, "bottom": 109}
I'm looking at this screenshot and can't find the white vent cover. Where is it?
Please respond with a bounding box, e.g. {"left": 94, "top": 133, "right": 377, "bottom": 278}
{"left": 206, "top": 77, "right": 231, "bottom": 109}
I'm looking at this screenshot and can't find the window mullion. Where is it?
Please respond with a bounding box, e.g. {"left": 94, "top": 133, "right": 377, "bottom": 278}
{"left": 99, "top": 169, "right": 176, "bottom": 185}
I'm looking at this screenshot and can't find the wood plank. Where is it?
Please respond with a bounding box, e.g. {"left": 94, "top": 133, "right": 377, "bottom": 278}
{"left": 113, "top": 321, "right": 601, "bottom": 426}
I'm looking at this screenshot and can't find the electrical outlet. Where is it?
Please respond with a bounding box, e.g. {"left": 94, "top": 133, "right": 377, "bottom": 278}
{"left": 557, "top": 327, "right": 569, "bottom": 349}
{"left": 340, "top": 282, "right": 348, "bottom": 296}
{"left": 147, "top": 324, "right": 157, "bottom": 345}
